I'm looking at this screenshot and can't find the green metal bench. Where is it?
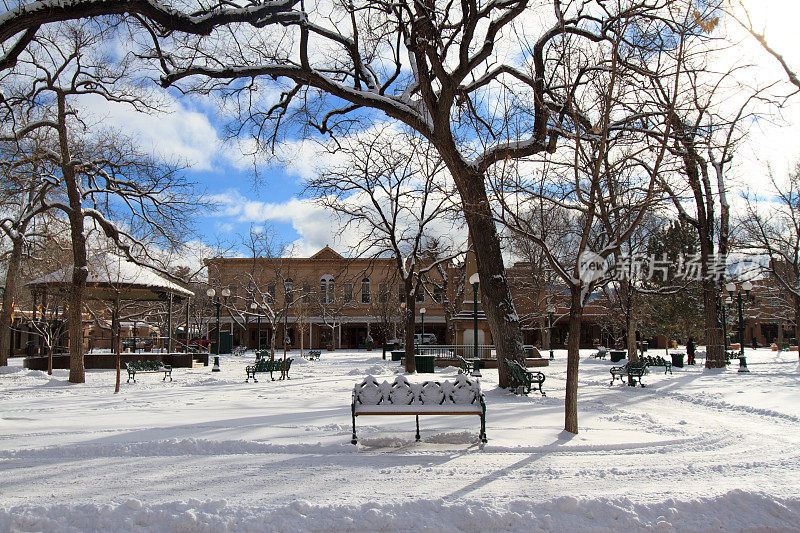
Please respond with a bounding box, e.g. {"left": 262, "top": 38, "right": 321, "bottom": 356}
{"left": 307, "top": 350, "right": 321, "bottom": 360}
{"left": 456, "top": 356, "right": 474, "bottom": 375}
{"left": 643, "top": 355, "right": 672, "bottom": 374}
{"left": 246, "top": 357, "right": 294, "bottom": 382}
{"left": 610, "top": 360, "right": 648, "bottom": 387}
{"left": 507, "top": 360, "right": 546, "bottom": 396}
{"left": 126, "top": 360, "right": 172, "bottom": 383}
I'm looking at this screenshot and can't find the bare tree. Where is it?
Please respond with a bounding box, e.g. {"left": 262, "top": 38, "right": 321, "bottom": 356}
{"left": 741, "top": 164, "right": 800, "bottom": 351}
{"left": 1, "top": 22, "right": 199, "bottom": 382}
{"left": 304, "top": 127, "right": 462, "bottom": 372}
{"left": 0, "top": 134, "right": 60, "bottom": 366}
{"left": 0, "top": 0, "right": 300, "bottom": 72}
{"left": 493, "top": 12, "right": 673, "bottom": 431}
{"left": 723, "top": 1, "right": 800, "bottom": 92}
{"left": 154, "top": 0, "right": 689, "bottom": 386}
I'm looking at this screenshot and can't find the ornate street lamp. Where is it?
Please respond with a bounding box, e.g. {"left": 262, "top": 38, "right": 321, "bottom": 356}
{"left": 469, "top": 273, "right": 480, "bottom": 360}
{"left": 469, "top": 273, "right": 482, "bottom": 377}
{"left": 547, "top": 304, "right": 556, "bottom": 360}
{"left": 725, "top": 280, "right": 752, "bottom": 373}
{"left": 206, "top": 287, "right": 230, "bottom": 372}
{"left": 722, "top": 295, "right": 732, "bottom": 353}
{"left": 420, "top": 307, "right": 426, "bottom": 346}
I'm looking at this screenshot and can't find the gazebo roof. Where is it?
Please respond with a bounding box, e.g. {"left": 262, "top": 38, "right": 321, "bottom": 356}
{"left": 27, "top": 253, "right": 194, "bottom": 301}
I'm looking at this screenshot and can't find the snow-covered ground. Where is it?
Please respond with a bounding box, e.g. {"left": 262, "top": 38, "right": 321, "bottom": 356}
{"left": 2, "top": 348, "right": 799, "bottom": 532}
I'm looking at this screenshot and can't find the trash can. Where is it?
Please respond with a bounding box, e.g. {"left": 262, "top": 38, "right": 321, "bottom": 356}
{"left": 391, "top": 350, "right": 404, "bottom": 361}
{"left": 610, "top": 350, "right": 626, "bottom": 363}
{"left": 414, "top": 355, "right": 435, "bottom": 373}
{"left": 642, "top": 341, "right": 649, "bottom": 353}
{"left": 671, "top": 352, "right": 684, "bottom": 368}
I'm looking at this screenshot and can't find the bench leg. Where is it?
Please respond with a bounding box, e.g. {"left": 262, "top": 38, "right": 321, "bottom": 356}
{"left": 415, "top": 415, "right": 421, "bottom": 442}
{"left": 351, "top": 405, "right": 357, "bottom": 445}
{"left": 480, "top": 409, "right": 487, "bottom": 443}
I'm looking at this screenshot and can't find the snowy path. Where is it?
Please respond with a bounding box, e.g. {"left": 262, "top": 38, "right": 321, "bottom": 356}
{"left": 1, "top": 349, "right": 799, "bottom": 531}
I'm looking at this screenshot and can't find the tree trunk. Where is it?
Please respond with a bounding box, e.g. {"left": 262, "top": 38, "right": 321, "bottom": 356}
{"left": 57, "top": 91, "right": 87, "bottom": 384}
{"left": 0, "top": 236, "right": 24, "bottom": 366}
{"left": 565, "top": 287, "right": 583, "bottom": 434}
{"left": 777, "top": 318, "right": 784, "bottom": 350}
{"left": 453, "top": 166, "right": 525, "bottom": 388}
{"left": 403, "top": 278, "right": 416, "bottom": 373}
{"left": 702, "top": 279, "right": 725, "bottom": 368}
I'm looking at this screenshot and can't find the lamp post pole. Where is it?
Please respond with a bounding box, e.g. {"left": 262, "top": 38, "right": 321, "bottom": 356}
{"left": 469, "top": 273, "right": 480, "bottom": 360}
{"left": 250, "top": 302, "right": 260, "bottom": 353}
{"left": 721, "top": 296, "right": 729, "bottom": 353}
{"left": 207, "top": 287, "right": 230, "bottom": 371}
{"left": 548, "top": 305, "right": 555, "bottom": 360}
{"left": 420, "top": 307, "right": 426, "bottom": 345}
{"left": 725, "top": 281, "right": 752, "bottom": 373}
{"left": 468, "top": 273, "right": 482, "bottom": 376}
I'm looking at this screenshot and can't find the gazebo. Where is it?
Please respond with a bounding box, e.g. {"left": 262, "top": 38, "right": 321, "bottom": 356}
{"left": 24, "top": 252, "right": 203, "bottom": 370}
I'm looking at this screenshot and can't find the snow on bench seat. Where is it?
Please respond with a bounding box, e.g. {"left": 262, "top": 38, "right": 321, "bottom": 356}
{"left": 350, "top": 375, "right": 486, "bottom": 444}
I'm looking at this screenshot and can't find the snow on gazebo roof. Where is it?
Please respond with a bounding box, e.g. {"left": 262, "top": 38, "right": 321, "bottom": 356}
{"left": 27, "top": 253, "right": 194, "bottom": 301}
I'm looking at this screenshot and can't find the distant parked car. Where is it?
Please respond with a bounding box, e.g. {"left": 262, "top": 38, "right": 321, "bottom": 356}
{"left": 189, "top": 337, "right": 213, "bottom": 349}
{"left": 414, "top": 333, "right": 437, "bottom": 345}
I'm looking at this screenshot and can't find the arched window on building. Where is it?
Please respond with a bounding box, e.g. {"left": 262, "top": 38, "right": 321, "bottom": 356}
{"left": 361, "top": 278, "right": 371, "bottom": 303}
{"left": 320, "top": 275, "right": 335, "bottom": 304}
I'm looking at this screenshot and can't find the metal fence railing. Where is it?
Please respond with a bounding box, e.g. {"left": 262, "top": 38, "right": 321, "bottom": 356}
{"left": 413, "top": 345, "right": 538, "bottom": 359}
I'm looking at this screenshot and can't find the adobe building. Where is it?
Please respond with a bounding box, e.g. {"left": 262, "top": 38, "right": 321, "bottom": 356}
{"left": 205, "top": 246, "right": 450, "bottom": 350}
{"left": 206, "top": 246, "right": 623, "bottom": 352}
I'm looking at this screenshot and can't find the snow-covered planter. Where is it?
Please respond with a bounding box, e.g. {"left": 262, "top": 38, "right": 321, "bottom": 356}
{"left": 350, "top": 374, "right": 487, "bottom": 444}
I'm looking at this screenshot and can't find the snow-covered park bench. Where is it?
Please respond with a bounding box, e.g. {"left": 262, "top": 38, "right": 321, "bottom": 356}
{"left": 610, "top": 360, "right": 648, "bottom": 387}
{"left": 306, "top": 350, "right": 321, "bottom": 360}
{"left": 126, "top": 361, "right": 172, "bottom": 383}
{"left": 507, "top": 360, "right": 546, "bottom": 396}
{"left": 350, "top": 375, "right": 487, "bottom": 444}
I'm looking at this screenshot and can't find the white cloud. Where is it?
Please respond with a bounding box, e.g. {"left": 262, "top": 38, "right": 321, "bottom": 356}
{"left": 78, "top": 93, "right": 224, "bottom": 171}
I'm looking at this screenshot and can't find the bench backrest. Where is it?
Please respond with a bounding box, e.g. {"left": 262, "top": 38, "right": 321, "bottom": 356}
{"left": 507, "top": 360, "right": 527, "bottom": 380}
{"left": 353, "top": 374, "right": 481, "bottom": 406}
{"left": 127, "top": 360, "right": 163, "bottom": 371}
{"left": 627, "top": 360, "right": 647, "bottom": 371}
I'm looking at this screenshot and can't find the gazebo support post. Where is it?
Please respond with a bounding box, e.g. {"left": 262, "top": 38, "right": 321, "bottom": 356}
{"left": 167, "top": 293, "right": 173, "bottom": 354}
{"left": 113, "top": 293, "right": 121, "bottom": 393}
{"left": 185, "top": 298, "right": 190, "bottom": 353}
